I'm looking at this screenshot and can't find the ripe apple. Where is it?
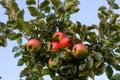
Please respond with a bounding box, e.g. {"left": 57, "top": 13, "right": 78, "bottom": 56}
{"left": 50, "top": 42, "right": 60, "bottom": 51}
{"left": 52, "top": 31, "right": 66, "bottom": 41}
{"left": 72, "top": 43, "right": 88, "bottom": 59}
{"left": 59, "top": 37, "right": 73, "bottom": 48}
{"left": 48, "top": 58, "right": 60, "bottom": 70}
{"left": 26, "top": 38, "right": 41, "bottom": 53}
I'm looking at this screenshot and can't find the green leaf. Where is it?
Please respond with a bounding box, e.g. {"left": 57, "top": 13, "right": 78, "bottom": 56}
{"left": 46, "top": 14, "right": 55, "bottom": 22}
{"left": 26, "top": 0, "right": 36, "bottom": 5}
{"left": 0, "top": 35, "right": 7, "bottom": 47}
{"left": 86, "top": 56, "right": 94, "bottom": 69}
{"left": 16, "top": 9, "right": 24, "bottom": 19}
{"left": 17, "top": 38, "right": 22, "bottom": 45}
{"left": 110, "top": 73, "right": 120, "bottom": 80}
{"left": 113, "top": 65, "right": 120, "bottom": 71}
{"left": 12, "top": 1, "right": 20, "bottom": 12}
{"left": 39, "top": 0, "right": 50, "bottom": 9}
{"left": 41, "top": 68, "right": 50, "bottom": 75}
{"left": 98, "top": 6, "right": 107, "bottom": 11}
{"left": 51, "top": 0, "right": 61, "bottom": 7}
{"left": 54, "top": 76, "right": 62, "bottom": 80}
{"left": 105, "top": 65, "right": 113, "bottom": 79}
{"left": 112, "top": 3, "right": 119, "bottom": 9}
{"left": 57, "top": 6, "right": 65, "bottom": 14}
{"left": 9, "top": 33, "right": 22, "bottom": 40}
{"left": 37, "top": 19, "right": 45, "bottom": 27}
{"left": 94, "top": 52, "right": 103, "bottom": 61}
{"left": 20, "top": 68, "right": 29, "bottom": 78}
{"left": 88, "top": 32, "right": 97, "bottom": 40}
{"left": 17, "top": 58, "right": 24, "bottom": 66}
{"left": 14, "top": 52, "right": 21, "bottom": 58}
{"left": 28, "top": 6, "right": 39, "bottom": 16}
{"left": 12, "top": 46, "right": 19, "bottom": 52}
{"left": 44, "top": 6, "right": 50, "bottom": 13}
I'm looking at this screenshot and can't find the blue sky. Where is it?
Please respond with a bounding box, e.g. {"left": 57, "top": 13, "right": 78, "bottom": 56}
{"left": 0, "top": 0, "right": 120, "bottom": 80}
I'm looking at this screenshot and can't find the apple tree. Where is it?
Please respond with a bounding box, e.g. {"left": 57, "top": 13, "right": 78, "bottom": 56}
{"left": 0, "top": 0, "right": 120, "bottom": 80}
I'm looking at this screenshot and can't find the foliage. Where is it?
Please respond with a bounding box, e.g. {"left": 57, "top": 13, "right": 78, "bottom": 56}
{"left": 0, "top": 0, "right": 120, "bottom": 80}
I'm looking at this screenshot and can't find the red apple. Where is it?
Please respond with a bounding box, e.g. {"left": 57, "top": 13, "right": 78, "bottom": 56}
{"left": 59, "top": 37, "right": 72, "bottom": 48}
{"left": 26, "top": 38, "right": 41, "bottom": 53}
{"left": 52, "top": 31, "right": 66, "bottom": 41}
{"left": 50, "top": 42, "right": 60, "bottom": 51}
{"left": 72, "top": 43, "right": 88, "bottom": 59}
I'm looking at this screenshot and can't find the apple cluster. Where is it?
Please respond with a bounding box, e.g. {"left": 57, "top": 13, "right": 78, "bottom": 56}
{"left": 25, "top": 31, "right": 88, "bottom": 70}
{"left": 49, "top": 31, "right": 88, "bottom": 70}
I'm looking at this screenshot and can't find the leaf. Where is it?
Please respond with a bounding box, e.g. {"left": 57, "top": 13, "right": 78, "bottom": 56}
{"left": 51, "top": 0, "right": 61, "bottom": 7}
{"left": 9, "top": 33, "right": 22, "bottom": 40}
{"left": 46, "top": 14, "right": 55, "bottom": 22}
{"left": 12, "top": 46, "right": 19, "bottom": 52}
{"left": 14, "top": 52, "right": 21, "bottom": 58}
{"left": 98, "top": 6, "right": 107, "bottom": 11}
{"left": 37, "top": 19, "right": 45, "bottom": 27}
{"left": 88, "top": 32, "right": 97, "bottom": 40}
{"left": 41, "top": 68, "right": 50, "bottom": 75}
{"left": 86, "top": 56, "right": 94, "bottom": 69}
{"left": 39, "top": 0, "right": 50, "bottom": 9}
{"left": 57, "top": 6, "right": 65, "bottom": 14}
{"left": 0, "top": 35, "right": 7, "bottom": 47}
{"left": 94, "top": 52, "right": 103, "bottom": 61}
{"left": 105, "top": 65, "right": 113, "bottom": 79}
{"left": 28, "top": 6, "right": 39, "bottom": 16}
{"left": 112, "top": 3, "right": 119, "bottom": 9}
{"left": 12, "top": 1, "right": 20, "bottom": 12}
{"left": 26, "top": 0, "right": 36, "bottom": 5}
{"left": 16, "top": 9, "right": 24, "bottom": 19}
{"left": 20, "top": 68, "right": 29, "bottom": 78}
{"left": 110, "top": 73, "right": 120, "bottom": 80}
{"left": 113, "top": 65, "right": 120, "bottom": 71}
{"left": 54, "top": 76, "right": 62, "bottom": 80}
{"left": 17, "top": 58, "right": 24, "bottom": 66}
{"left": 17, "top": 38, "right": 22, "bottom": 45}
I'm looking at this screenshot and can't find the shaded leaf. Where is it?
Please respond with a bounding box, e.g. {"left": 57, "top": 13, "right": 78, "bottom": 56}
{"left": 0, "top": 36, "right": 7, "bottom": 47}
{"left": 113, "top": 65, "right": 120, "bottom": 71}
{"left": 28, "top": 6, "right": 39, "bottom": 16}
{"left": 16, "top": 9, "right": 24, "bottom": 19}
{"left": 12, "top": 1, "right": 20, "bottom": 12}
{"left": 112, "top": 3, "right": 119, "bottom": 9}
{"left": 57, "top": 6, "right": 65, "bottom": 14}
{"left": 105, "top": 65, "right": 113, "bottom": 79}
{"left": 88, "top": 32, "right": 97, "bottom": 40}
{"left": 39, "top": 0, "right": 50, "bottom": 9}
{"left": 94, "top": 52, "right": 103, "bottom": 61}
{"left": 20, "top": 68, "right": 29, "bottom": 78}
{"left": 41, "top": 68, "right": 50, "bottom": 75}
{"left": 110, "top": 73, "right": 120, "bottom": 80}
{"left": 9, "top": 33, "right": 22, "bottom": 40}
{"left": 17, "top": 38, "right": 22, "bottom": 45}
{"left": 51, "top": 0, "right": 61, "bottom": 7}
{"left": 12, "top": 46, "right": 19, "bottom": 52}
{"left": 14, "top": 52, "right": 21, "bottom": 58}
{"left": 37, "top": 19, "right": 45, "bottom": 27}
{"left": 17, "top": 58, "right": 24, "bottom": 66}
{"left": 26, "top": 0, "right": 36, "bottom": 5}
{"left": 86, "top": 56, "right": 93, "bottom": 69}
{"left": 98, "top": 6, "right": 107, "bottom": 11}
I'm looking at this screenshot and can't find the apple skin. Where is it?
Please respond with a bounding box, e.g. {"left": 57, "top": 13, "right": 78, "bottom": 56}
{"left": 48, "top": 58, "right": 60, "bottom": 70}
{"left": 59, "top": 37, "right": 73, "bottom": 48}
{"left": 26, "top": 38, "right": 41, "bottom": 53}
{"left": 51, "top": 42, "right": 60, "bottom": 51}
{"left": 72, "top": 43, "right": 88, "bottom": 59}
{"left": 52, "top": 31, "right": 66, "bottom": 41}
